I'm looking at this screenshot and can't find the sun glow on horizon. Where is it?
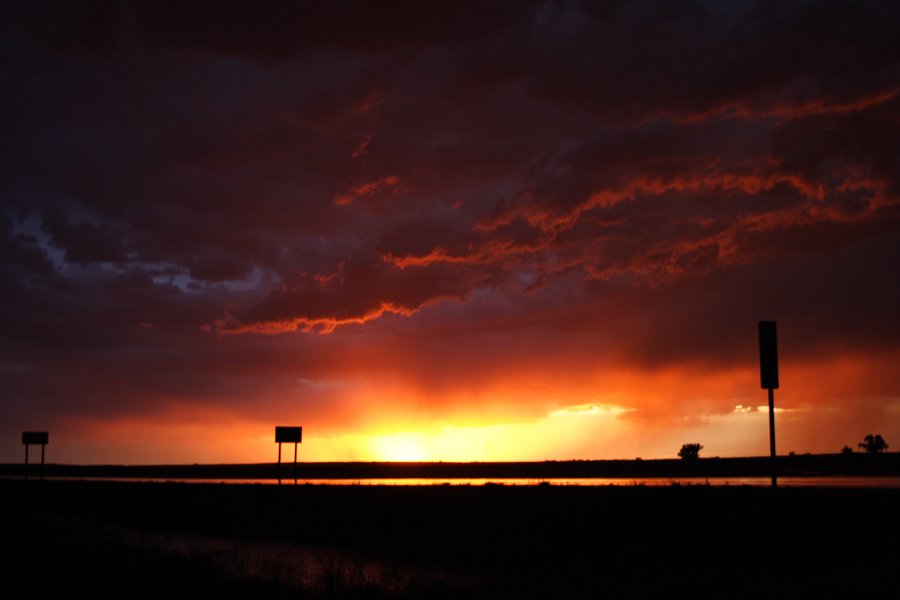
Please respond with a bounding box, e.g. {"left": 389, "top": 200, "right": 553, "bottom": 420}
{"left": 29, "top": 354, "right": 900, "bottom": 465}
{"left": 370, "top": 432, "right": 429, "bottom": 462}
{"left": 358, "top": 403, "right": 635, "bottom": 462}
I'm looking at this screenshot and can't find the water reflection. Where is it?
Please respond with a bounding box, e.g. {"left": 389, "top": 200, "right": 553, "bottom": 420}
{"left": 32, "top": 476, "right": 900, "bottom": 488}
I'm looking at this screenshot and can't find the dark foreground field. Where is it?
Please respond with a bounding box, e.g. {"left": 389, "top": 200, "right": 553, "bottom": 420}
{"left": 4, "top": 480, "right": 899, "bottom": 599}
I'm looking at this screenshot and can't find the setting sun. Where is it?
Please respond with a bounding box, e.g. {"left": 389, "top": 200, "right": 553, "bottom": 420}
{"left": 370, "top": 433, "right": 429, "bottom": 462}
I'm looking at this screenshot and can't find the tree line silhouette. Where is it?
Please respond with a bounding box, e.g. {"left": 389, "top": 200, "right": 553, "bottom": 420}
{"left": 680, "top": 434, "right": 889, "bottom": 459}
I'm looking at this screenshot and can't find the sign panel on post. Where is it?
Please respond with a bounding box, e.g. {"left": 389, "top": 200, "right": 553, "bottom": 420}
{"left": 758, "top": 321, "right": 779, "bottom": 390}
{"left": 22, "top": 432, "right": 49, "bottom": 445}
{"left": 275, "top": 426, "right": 302, "bottom": 443}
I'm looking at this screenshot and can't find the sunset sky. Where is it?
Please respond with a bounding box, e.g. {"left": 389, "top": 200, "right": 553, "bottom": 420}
{"left": 2, "top": 1, "right": 899, "bottom": 464}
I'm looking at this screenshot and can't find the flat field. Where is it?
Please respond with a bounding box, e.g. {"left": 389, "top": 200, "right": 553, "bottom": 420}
{"left": 4, "top": 479, "right": 898, "bottom": 598}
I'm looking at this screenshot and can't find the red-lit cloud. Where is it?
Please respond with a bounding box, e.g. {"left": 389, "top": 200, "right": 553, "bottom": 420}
{"left": 335, "top": 175, "right": 401, "bottom": 206}
{"left": 1, "top": 1, "right": 898, "bottom": 463}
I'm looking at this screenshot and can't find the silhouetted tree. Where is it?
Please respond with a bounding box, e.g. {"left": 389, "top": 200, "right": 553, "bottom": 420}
{"left": 858, "top": 434, "right": 889, "bottom": 454}
{"left": 841, "top": 445, "right": 853, "bottom": 455}
{"left": 678, "top": 443, "right": 703, "bottom": 460}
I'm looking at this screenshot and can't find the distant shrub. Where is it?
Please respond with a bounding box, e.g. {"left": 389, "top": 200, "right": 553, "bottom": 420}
{"left": 677, "top": 443, "right": 703, "bottom": 460}
{"left": 858, "top": 434, "right": 889, "bottom": 454}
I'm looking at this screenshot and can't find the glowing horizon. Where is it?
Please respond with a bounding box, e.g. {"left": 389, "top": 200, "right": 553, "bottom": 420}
{"left": 30, "top": 351, "right": 900, "bottom": 465}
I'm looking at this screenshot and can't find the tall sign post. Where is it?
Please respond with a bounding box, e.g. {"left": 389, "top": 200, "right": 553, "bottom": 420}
{"left": 758, "top": 321, "right": 779, "bottom": 488}
{"left": 22, "top": 431, "right": 49, "bottom": 481}
{"left": 275, "top": 426, "right": 302, "bottom": 484}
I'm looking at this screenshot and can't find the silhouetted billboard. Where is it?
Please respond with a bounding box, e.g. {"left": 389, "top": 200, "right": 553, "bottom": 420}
{"left": 275, "top": 426, "right": 302, "bottom": 443}
{"left": 22, "top": 431, "right": 49, "bottom": 445}
{"left": 758, "top": 321, "right": 779, "bottom": 390}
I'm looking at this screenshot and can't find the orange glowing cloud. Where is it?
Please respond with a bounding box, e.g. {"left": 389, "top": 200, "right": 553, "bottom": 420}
{"left": 479, "top": 172, "right": 828, "bottom": 237}
{"left": 679, "top": 88, "right": 900, "bottom": 124}
{"left": 216, "top": 301, "right": 418, "bottom": 335}
{"left": 335, "top": 175, "right": 401, "bottom": 206}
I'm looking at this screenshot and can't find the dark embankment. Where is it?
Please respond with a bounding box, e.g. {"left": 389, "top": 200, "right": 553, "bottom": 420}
{"left": 4, "top": 479, "right": 899, "bottom": 598}
{"left": 3, "top": 452, "right": 900, "bottom": 480}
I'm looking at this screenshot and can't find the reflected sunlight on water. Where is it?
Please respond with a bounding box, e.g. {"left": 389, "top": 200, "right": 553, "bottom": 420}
{"left": 29, "top": 476, "right": 900, "bottom": 488}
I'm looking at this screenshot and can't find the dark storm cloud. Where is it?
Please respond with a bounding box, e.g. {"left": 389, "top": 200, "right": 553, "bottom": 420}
{"left": 10, "top": 0, "right": 536, "bottom": 59}
{"left": 2, "top": 0, "right": 899, "bottom": 458}
{"left": 41, "top": 206, "right": 128, "bottom": 264}
{"left": 135, "top": 0, "right": 534, "bottom": 58}
{"left": 189, "top": 249, "right": 253, "bottom": 282}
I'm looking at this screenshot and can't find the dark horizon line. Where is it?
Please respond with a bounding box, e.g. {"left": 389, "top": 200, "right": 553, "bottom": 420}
{"left": 3, "top": 452, "right": 898, "bottom": 480}
{"left": 3, "top": 451, "right": 896, "bottom": 469}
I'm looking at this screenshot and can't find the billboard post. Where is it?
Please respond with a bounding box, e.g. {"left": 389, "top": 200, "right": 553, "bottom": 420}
{"left": 22, "top": 431, "right": 49, "bottom": 481}
{"left": 758, "top": 321, "right": 779, "bottom": 488}
{"left": 275, "top": 426, "right": 302, "bottom": 484}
